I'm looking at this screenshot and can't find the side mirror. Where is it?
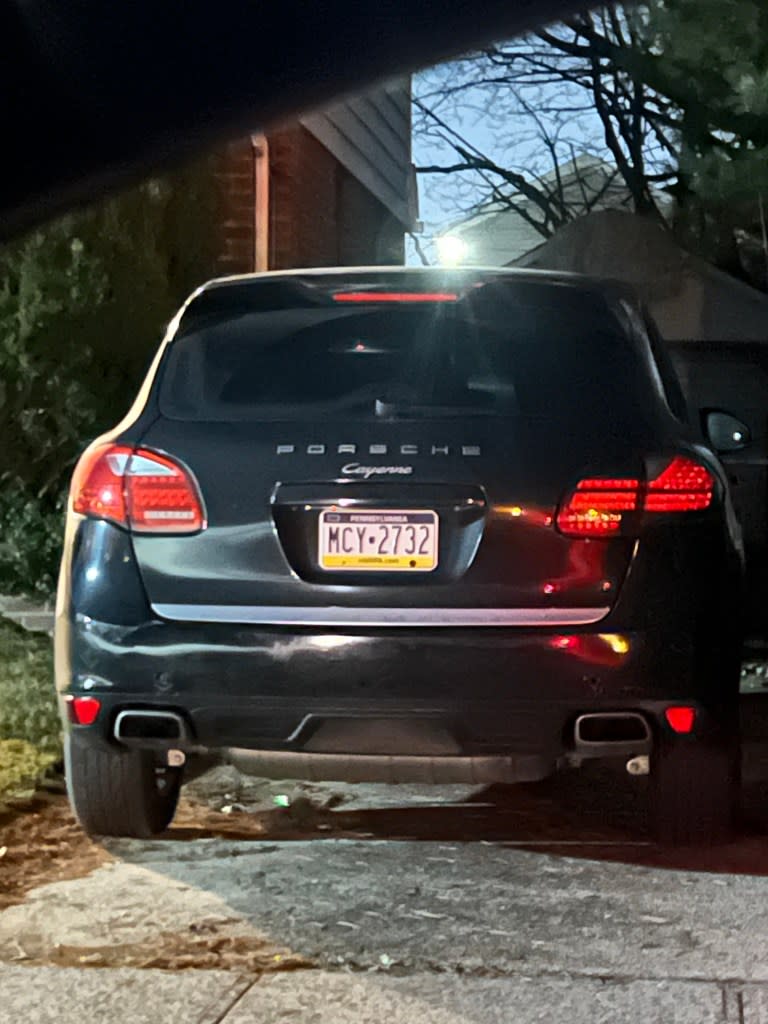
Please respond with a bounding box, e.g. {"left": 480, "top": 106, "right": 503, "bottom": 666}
{"left": 703, "top": 410, "right": 751, "bottom": 453}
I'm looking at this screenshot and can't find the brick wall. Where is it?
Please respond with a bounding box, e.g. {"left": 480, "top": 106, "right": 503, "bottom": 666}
{"left": 213, "top": 138, "right": 255, "bottom": 276}
{"left": 268, "top": 125, "right": 338, "bottom": 268}
{"left": 213, "top": 126, "right": 405, "bottom": 275}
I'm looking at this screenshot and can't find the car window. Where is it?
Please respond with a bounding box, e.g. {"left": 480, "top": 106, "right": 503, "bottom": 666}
{"left": 159, "top": 281, "right": 656, "bottom": 423}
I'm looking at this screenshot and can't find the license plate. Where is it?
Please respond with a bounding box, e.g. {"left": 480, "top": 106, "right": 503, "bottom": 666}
{"left": 319, "top": 509, "right": 439, "bottom": 571}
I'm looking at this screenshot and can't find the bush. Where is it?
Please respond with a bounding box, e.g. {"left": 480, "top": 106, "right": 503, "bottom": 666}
{"left": 0, "top": 221, "right": 108, "bottom": 498}
{"left": 0, "top": 740, "right": 57, "bottom": 802}
{"left": 0, "top": 621, "right": 58, "bottom": 800}
{"left": 0, "top": 489, "right": 66, "bottom": 600}
{"left": 0, "top": 156, "right": 221, "bottom": 598}
{"left": 0, "top": 621, "right": 58, "bottom": 754}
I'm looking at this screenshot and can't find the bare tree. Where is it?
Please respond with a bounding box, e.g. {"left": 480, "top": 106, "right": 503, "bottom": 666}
{"left": 413, "top": 1, "right": 768, "bottom": 289}
{"left": 414, "top": 7, "right": 679, "bottom": 240}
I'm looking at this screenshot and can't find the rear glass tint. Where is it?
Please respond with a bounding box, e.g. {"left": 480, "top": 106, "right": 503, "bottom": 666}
{"left": 158, "top": 280, "right": 656, "bottom": 422}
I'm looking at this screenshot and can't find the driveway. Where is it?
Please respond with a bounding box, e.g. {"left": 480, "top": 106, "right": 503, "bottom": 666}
{"left": 3, "top": 748, "right": 768, "bottom": 1024}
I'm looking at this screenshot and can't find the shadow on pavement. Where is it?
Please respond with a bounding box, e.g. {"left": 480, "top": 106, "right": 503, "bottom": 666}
{"left": 164, "top": 749, "right": 768, "bottom": 877}
{"left": 147, "top": 695, "right": 768, "bottom": 875}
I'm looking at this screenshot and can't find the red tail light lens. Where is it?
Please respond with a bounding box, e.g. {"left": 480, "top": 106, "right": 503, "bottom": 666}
{"left": 67, "top": 695, "right": 102, "bottom": 726}
{"left": 645, "top": 456, "right": 714, "bottom": 512}
{"left": 71, "top": 445, "right": 205, "bottom": 533}
{"left": 71, "top": 444, "right": 131, "bottom": 525}
{"left": 664, "top": 705, "right": 696, "bottom": 734}
{"left": 557, "top": 457, "right": 715, "bottom": 537}
{"left": 556, "top": 478, "right": 640, "bottom": 537}
{"left": 125, "top": 450, "right": 206, "bottom": 532}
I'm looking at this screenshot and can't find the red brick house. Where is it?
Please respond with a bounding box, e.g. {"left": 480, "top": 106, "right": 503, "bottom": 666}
{"left": 214, "top": 80, "right": 416, "bottom": 274}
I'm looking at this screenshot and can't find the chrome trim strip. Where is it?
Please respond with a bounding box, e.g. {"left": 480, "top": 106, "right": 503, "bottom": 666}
{"left": 152, "top": 604, "right": 611, "bottom": 627}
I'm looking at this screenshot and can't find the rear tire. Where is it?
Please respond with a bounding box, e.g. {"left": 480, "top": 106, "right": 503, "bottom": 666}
{"left": 65, "top": 733, "right": 182, "bottom": 838}
{"left": 650, "top": 735, "right": 739, "bottom": 846}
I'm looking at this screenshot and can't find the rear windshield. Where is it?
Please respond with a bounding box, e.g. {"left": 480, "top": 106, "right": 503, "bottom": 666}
{"left": 158, "top": 280, "right": 656, "bottom": 422}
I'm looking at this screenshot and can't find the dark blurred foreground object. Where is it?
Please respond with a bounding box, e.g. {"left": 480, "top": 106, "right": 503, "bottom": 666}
{"left": 1, "top": 0, "right": 592, "bottom": 238}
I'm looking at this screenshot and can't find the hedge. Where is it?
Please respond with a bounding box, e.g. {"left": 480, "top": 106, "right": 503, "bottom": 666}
{"left": 0, "top": 157, "right": 221, "bottom": 598}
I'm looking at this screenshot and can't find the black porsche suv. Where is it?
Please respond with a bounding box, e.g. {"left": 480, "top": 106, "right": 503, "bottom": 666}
{"left": 55, "top": 267, "right": 744, "bottom": 844}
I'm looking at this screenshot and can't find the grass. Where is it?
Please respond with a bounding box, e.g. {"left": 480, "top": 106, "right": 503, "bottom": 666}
{"left": 0, "top": 620, "right": 60, "bottom": 801}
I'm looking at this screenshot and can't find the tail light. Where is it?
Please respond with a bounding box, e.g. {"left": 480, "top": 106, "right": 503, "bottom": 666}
{"left": 71, "top": 444, "right": 205, "bottom": 533}
{"left": 332, "top": 291, "right": 458, "bottom": 303}
{"left": 556, "top": 477, "right": 640, "bottom": 537}
{"left": 557, "top": 456, "right": 715, "bottom": 538}
{"left": 643, "top": 456, "right": 714, "bottom": 513}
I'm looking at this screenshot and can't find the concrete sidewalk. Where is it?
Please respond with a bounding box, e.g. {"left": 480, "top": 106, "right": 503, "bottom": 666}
{"left": 0, "top": 964, "right": 746, "bottom": 1024}
{"left": 3, "top": 832, "right": 768, "bottom": 1023}
{"left": 0, "top": 594, "right": 53, "bottom": 634}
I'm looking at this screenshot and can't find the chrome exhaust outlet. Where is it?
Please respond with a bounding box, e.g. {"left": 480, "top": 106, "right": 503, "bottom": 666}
{"left": 573, "top": 712, "right": 651, "bottom": 759}
{"left": 114, "top": 709, "right": 189, "bottom": 748}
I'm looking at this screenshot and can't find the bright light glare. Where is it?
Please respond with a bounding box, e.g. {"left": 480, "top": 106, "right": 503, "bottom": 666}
{"left": 436, "top": 235, "right": 468, "bottom": 266}
{"left": 599, "top": 633, "right": 630, "bottom": 655}
{"left": 309, "top": 635, "right": 360, "bottom": 650}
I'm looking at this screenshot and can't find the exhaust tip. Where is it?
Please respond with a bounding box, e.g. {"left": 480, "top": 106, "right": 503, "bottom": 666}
{"left": 114, "top": 710, "right": 187, "bottom": 745}
{"left": 574, "top": 712, "right": 650, "bottom": 746}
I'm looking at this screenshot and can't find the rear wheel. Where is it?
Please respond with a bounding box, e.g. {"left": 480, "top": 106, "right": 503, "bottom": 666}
{"left": 65, "top": 732, "right": 182, "bottom": 838}
{"left": 650, "top": 734, "right": 739, "bottom": 846}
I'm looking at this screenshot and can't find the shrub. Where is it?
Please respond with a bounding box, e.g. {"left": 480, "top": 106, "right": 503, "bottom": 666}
{"left": 0, "top": 489, "right": 66, "bottom": 600}
{"left": 0, "top": 621, "right": 58, "bottom": 800}
{"left": 0, "top": 621, "right": 58, "bottom": 754}
{"left": 0, "top": 157, "right": 221, "bottom": 598}
{"left": 0, "top": 740, "right": 57, "bottom": 802}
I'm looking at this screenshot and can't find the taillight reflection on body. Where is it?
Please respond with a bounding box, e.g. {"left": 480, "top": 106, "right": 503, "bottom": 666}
{"left": 549, "top": 633, "right": 631, "bottom": 664}
{"left": 71, "top": 444, "right": 205, "bottom": 533}
{"left": 556, "top": 456, "right": 715, "bottom": 538}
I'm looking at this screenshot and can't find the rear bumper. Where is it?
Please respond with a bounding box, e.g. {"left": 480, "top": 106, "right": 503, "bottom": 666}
{"left": 56, "top": 611, "right": 738, "bottom": 780}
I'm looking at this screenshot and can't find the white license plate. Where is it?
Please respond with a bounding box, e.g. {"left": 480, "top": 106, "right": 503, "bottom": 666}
{"left": 319, "top": 509, "right": 439, "bottom": 571}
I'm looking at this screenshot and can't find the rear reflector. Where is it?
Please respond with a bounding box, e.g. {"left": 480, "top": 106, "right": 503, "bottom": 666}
{"left": 557, "top": 457, "right": 715, "bottom": 538}
{"left": 67, "top": 695, "right": 102, "bottom": 726}
{"left": 664, "top": 706, "right": 697, "bottom": 734}
{"left": 71, "top": 445, "right": 205, "bottom": 533}
{"left": 332, "top": 291, "right": 458, "bottom": 303}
